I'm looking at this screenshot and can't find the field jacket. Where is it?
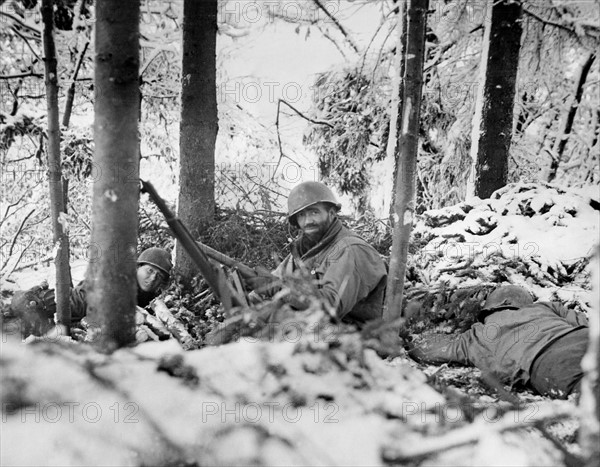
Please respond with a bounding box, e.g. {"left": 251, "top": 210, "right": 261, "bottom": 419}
{"left": 69, "top": 281, "right": 158, "bottom": 325}
{"left": 274, "top": 220, "right": 387, "bottom": 324}
{"left": 409, "top": 302, "right": 589, "bottom": 387}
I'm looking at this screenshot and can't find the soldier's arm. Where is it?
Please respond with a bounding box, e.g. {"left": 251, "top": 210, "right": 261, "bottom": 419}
{"left": 408, "top": 331, "right": 473, "bottom": 365}
{"left": 546, "top": 302, "right": 589, "bottom": 327}
{"left": 69, "top": 283, "right": 88, "bottom": 323}
{"left": 317, "top": 244, "right": 385, "bottom": 318}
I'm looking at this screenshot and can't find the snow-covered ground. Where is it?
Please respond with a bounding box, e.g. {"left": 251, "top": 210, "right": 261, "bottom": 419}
{"left": 410, "top": 182, "right": 599, "bottom": 309}
{"left": 1, "top": 324, "right": 573, "bottom": 466}
{"left": 1, "top": 182, "right": 598, "bottom": 466}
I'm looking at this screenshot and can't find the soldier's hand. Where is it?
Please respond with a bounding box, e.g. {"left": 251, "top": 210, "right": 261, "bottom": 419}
{"left": 10, "top": 283, "right": 57, "bottom": 337}
{"left": 244, "top": 266, "right": 280, "bottom": 297}
{"left": 10, "top": 283, "right": 56, "bottom": 318}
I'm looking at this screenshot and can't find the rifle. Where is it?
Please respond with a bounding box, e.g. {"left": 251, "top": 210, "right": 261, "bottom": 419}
{"left": 140, "top": 179, "right": 256, "bottom": 306}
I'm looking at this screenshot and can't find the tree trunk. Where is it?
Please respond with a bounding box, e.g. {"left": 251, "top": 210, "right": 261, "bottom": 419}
{"left": 41, "top": 0, "right": 71, "bottom": 330}
{"left": 61, "top": 41, "right": 89, "bottom": 229}
{"left": 579, "top": 245, "right": 600, "bottom": 465}
{"left": 176, "top": 0, "right": 218, "bottom": 283}
{"left": 62, "top": 41, "right": 89, "bottom": 128}
{"left": 87, "top": 0, "right": 140, "bottom": 351}
{"left": 386, "top": 0, "right": 407, "bottom": 225}
{"left": 546, "top": 52, "right": 596, "bottom": 182}
{"left": 384, "top": 0, "right": 428, "bottom": 321}
{"left": 467, "top": 0, "right": 522, "bottom": 200}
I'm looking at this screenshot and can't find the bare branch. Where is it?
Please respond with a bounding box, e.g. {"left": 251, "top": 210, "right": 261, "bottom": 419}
{"left": 2, "top": 238, "right": 36, "bottom": 280}
{"left": 278, "top": 98, "right": 334, "bottom": 129}
{"left": 522, "top": 6, "right": 599, "bottom": 42}
{"left": 0, "top": 71, "right": 44, "bottom": 80}
{"left": 12, "top": 26, "right": 42, "bottom": 61}
{"left": 384, "top": 403, "right": 574, "bottom": 462}
{"left": 0, "top": 209, "right": 35, "bottom": 272}
{"left": 316, "top": 23, "right": 349, "bottom": 60}
{"left": 312, "top": 0, "right": 360, "bottom": 55}
{"left": 359, "top": 9, "right": 396, "bottom": 77}
{"left": 0, "top": 11, "right": 42, "bottom": 40}
{"left": 272, "top": 99, "right": 307, "bottom": 180}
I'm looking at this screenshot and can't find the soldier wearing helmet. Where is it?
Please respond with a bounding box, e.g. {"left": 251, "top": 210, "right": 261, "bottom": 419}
{"left": 10, "top": 247, "right": 172, "bottom": 337}
{"left": 136, "top": 247, "right": 172, "bottom": 307}
{"left": 246, "top": 181, "right": 387, "bottom": 324}
{"left": 408, "top": 285, "right": 589, "bottom": 399}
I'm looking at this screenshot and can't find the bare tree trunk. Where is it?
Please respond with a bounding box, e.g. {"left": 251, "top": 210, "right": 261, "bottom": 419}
{"left": 386, "top": 0, "right": 407, "bottom": 225}
{"left": 62, "top": 41, "right": 89, "bottom": 128}
{"left": 384, "top": 0, "right": 428, "bottom": 321}
{"left": 546, "top": 52, "right": 596, "bottom": 182}
{"left": 175, "top": 0, "right": 218, "bottom": 283}
{"left": 41, "top": 0, "right": 71, "bottom": 330}
{"left": 580, "top": 245, "right": 600, "bottom": 465}
{"left": 467, "top": 0, "right": 522, "bottom": 199}
{"left": 87, "top": 0, "right": 140, "bottom": 351}
{"left": 61, "top": 41, "right": 89, "bottom": 220}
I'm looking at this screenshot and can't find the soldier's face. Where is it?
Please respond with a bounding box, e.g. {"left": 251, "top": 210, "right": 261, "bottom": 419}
{"left": 296, "top": 202, "right": 336, "bottom": 242}
{"left": 136, "top": 264, "right": 166, "bottom": 293}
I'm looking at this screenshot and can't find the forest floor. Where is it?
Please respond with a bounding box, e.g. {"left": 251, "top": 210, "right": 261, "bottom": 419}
{"left": 1, "top": 182, "right": 598, "bottom": 466}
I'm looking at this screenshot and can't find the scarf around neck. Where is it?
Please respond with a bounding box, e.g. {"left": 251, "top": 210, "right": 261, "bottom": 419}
{"left": 292, "top": 217, "right": 344, "bottom": 260}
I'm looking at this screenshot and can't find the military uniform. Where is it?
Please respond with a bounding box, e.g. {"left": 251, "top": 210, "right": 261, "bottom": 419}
{"left": 250, "top": 181, "right": 388, "bottom": 325}
{"left": 274, "top": 218, "right": 387, "bottom": 323}
{"left": 409, "top": 301, "right": 589, "bottom": 398}
{"left": 11, "top": 248, "right": 172, "bottom": 338}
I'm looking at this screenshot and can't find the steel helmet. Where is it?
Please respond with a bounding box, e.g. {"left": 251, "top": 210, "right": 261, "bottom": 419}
{"left": 137, "top": 247, "right": 172, "bottom": 278}
{"left": 483, "top": 285, "right": 533, "bottom": 311}
{"left": 287, "top": 181, "right": 341, "bottom": 227}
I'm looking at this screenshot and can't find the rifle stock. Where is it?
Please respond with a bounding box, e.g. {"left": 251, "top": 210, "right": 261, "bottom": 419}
{"left": 140, "top": 179, "right": 253, "bottom": 304}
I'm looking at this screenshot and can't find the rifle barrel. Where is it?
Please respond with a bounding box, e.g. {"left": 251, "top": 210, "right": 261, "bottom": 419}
{"left": 197, "top": 242, "right": 256, "bottom": 278}
{"left": 140, "top": 180, "right": 257, "bottom": 307}
{"left": 140, "top": 180, "right": 223, "bottom": 299}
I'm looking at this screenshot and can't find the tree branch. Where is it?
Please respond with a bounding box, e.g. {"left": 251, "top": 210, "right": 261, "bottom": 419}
{"left": 359, "top": 10, "right": 396, "bottom": 77}
{"left": 0, "top": 11, "right": 42, "bottom": 40}
{"left": 0, "top": 72, "right": 44, "bottom": 79}
{"left": 313, "top": 0, "right": 360, "bottom": 55}
{"left": 278, "top": 98, "right": 335, "bottom": 129}
{"left": 272, "top": 99, "right": 308, "bottom": 180}
{"left": 12, "top": 26, "right": 42, "bottom": 61}
{"left": 0, "top": 209, "right": 35, "bottom": 272}
{"left": 316, "top": 23, "right": 349, "bottom": 60}
{"left": 62, "top": 41, "right": 89, "bottom": 127}
{"left": 522, "top": 6, "right": 599, "bottom": 41}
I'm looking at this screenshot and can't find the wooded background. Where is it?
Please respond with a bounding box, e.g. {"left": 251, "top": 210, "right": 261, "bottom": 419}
{"left": 1, "top": 0, "right": 598, "bottom": 336}
{"left": 1, "top": 1, "right": 599, "bottom": 462}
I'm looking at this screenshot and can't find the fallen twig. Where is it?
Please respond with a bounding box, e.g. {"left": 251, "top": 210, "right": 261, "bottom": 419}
{"left": 383, "top": 402, "right": 575, "bottom": 462}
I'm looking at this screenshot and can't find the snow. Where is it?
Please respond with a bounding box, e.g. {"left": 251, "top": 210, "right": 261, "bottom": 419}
{"left": 0, "top": 335, "right": 457, "bottom": 466}
{"left": 411, "top": 183, "right": 599, "bottom": 307}
{"left": 1, "top": 182, "right": 597, "bottom": 466}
